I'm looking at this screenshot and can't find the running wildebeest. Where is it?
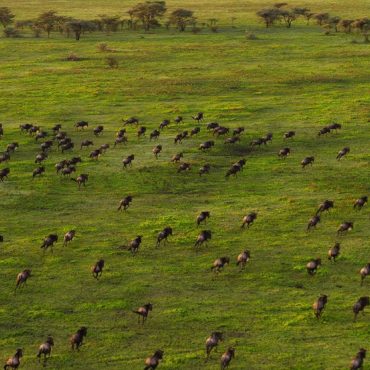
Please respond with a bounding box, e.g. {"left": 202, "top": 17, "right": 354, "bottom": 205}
{"left": 121, "top": 235, "right": 142, "bottom": 255}
{"left": 156, "top": 227, "right": 173, "bottom": 247}
{"left": 144, "top": 349, "right": 164, "bottom": 370}
{"left": 61, "top": 142, "right": 74, "bottom": 153}
{"left": 37, "top": 336, "right": 54, "bottom": 363}
{"left": 225, "top": 164, "right": 241, "bottom": 178}
{"left": 89, "top": 149, "right": 101, "bottom": 160}
{"left": 328, "top": 243, "right": 340, "bottom": 262}
{"left": 159, "top": 119, "right": 170, "bottom": 129}
{"left": 15, "top": 269, "right": 31, "bottom": 291}
{"left": 32, "top": 166, "right": 45, "bottom": 178}
{"left": 55, "top": 131, "right": 67, "bottom": 141}
{"left": 55, "top": 160, "right": 67, "bottom": 173}
{"left": 61, "top": 166, "right": 76, "bottom": 177}
{"left": 350, "top": 348, "right": 366, "bottom": 370}
{"left": 123, "top": 117, "right": 139, "bottom": 125}
{"left": 6, "top": 142, "right": 19, "bottom": 153}
{"left": 71, "top": 174, "right": 88, "bottom": 189}
{"left": 35, "top": 152, "right": 47, "bottom": 164}
{"left": 67, "top": 157, "right": 82, "bottom": 166}
{"left": 328, "top": 123, "right": 342, "bottom": 132}
{"left": 20, "top": 123, "right": 32, "bottom": 132}
{"left": 241, "top": 212, "right": 257, "bottom": 228}
{"left": 236, "top": 250, "right": 251, "bottom": 270}
{"left": 318, "top": 127, "right": 330, "bottom": 136}
{"left": 307, "top": 215, "right": 320, "bottom": 231}
{"left": 174, "top": 116, "right": 183, "bottom": 124}
{"left": 80, "top": 140, "right": 93, "bottom": 149}
{"left": 40, "top": 140, "right": 53, "bottom": 152}
{"left": 306, "top": 258, "right": 322, "bottom": 275}
{"left": 211, "top": 257, "right": 230, "bottom": 273}
{"left": 224, "top": 136, "right": 240, "bottom": 144}
{"left": 199, "top": 141, "right": 214, "bottom": 150}
{"left": 133, "top": 303, "right": 153, "bottom": 324}
{"left": 278, "top": 148, "right": 291, "bottom": 158}
{"left": 284, "top": 131, "right": 295, "bottom": 139}
{"left": 93, "top": 125, "right": 104, "bottom": 136}
{"left": 301, "top": 156, "right": 314, "bottom": 168}
{"left": 192, "top": 112, "right": 203, "bottom": 123}
{"left": 221, "top": 347, "right": 235, "bottom": 370}
{"left": 194, "top": 230, "right": 212, "bottom": 248}
{"left": 52, "top": 124, "right": 62, "bottom": 133}
{"left": 174, "top": 133, "right": 184, "bottom": 144}
{"left": 137, "top": 126, "right": 146, "bottom": 138}
{"left": 337, "top": 222, "right": 353, "bottom": 235}
{"left": 263, "top": 132, "right": 273, "bottom": 143}
{"left": 3, "top": 349, "right": 23, "bottom": 370}
{"left": 214, "top": 126, "right": 229, "bottom": 137}
{"left": 207, "top": 122, "right": 219, "bottom": 130}
{"left": 250, "top": 138, "right": 264, "bottom": 147}
{"left": 114, "top": 136, "right": 128, "bottom": 147}
{"left": 29, "top": 126, "right": 40, "bottom": 135}
{"left": 75, "top": 121, "right": 88, "bottom": 130}
{"left": 360, "top": 263, "right": 370, "bottom": 286}
{"left": 63, "top": 230, "right": 76, "bottom": 246}
{"left": 153, "top": 145, "right": 162, "bottom": 159}
{"left": 353, "top": 297, "right": 370, "bottom": 321}
{"left": 41, "top": 234, "right": 58, "bottom": 252}
{"left": 0, "top": 167, "right": 10, "bottom": 181}
{"left": 233, "top": 127, "right": 244, "bottom": 136}
{"left": 190, "top": 127, "right": 200, "bottom": 136}
{"left": 58, "top": 137, "right": 72, "bottom": 149}
{"left": 123, "top": 155, "right": 135, "bottom": 168}
{"left": 35, "top": 131, "right": 48, "bottom": 141}
{"left": 0, "top": 123, "right": 3, "bottom": 138}
{"left": 197, "top": 211, "right": 210, "bottom": 226}
{"left": 313, "top": 294, "right": 328, "bottom": 319}
{"left": 354, "top": 196, "right": 367, "bottom": 210}
{"left": 177, "top": 162, "right": 191, "bottom": 173}
{"left": 150, "top": 130, "right": 160, "bottom": 140}
{"left": 171, "top": 153, "right": 183, "bottom": 163}
{"left": 316, "top": 200, "right": 334, "bottom": 215}
{"left": 206, "top": 332, "right": 223, "bottom": 358}
{"left": 91, "top": 259, "right": 105, "bottom": 279}
{"left": 116, "top": 128, "right": 126, "bottom": 137}
{"left": 0, "top": 152, "right": 10, "bottom": 163}
{"left": 199, "top": 164, "right": 211, "bottom": 176}
{"left": 337, "top": 147, "right": 350, "bottom": 160}
{"left": 100, "top": 143, "right": 110, "bottom": 152}
{"left": 118, "top": 195, "right": 133, "bottom": 211}
{"left": 70, "top": 327, "right": 87, "bottom": 350}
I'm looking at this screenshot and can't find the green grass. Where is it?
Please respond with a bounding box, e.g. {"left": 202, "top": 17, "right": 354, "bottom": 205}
{"left": 0, "top": 1, "right": 369, "bottom": 369}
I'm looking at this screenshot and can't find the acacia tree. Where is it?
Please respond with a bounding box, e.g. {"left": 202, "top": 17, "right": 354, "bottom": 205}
{"left": 352, "top": 18, "right": 370, "bottom": 42}
{"left": 280, "top": 9, "right": 296, "bottom": 28}
{"left": 338, "top": 19, "right": 353, "bottom": 33}
{"left": 64, "top": 20, "right": 96, "bottom": 40}
{"left": 169, "top": 9, "right": 194, "bottom": 31}
{"left": 0, "top": 7, "right": 15, "bottom": 28}
{"left": 129, "top": 1, "right": 167, "bottom": 31}
{"left": 36, "top": 10, "right": 60, "bottom": 37}
{"left": 314, "top": 13, "right": 330, "bottom": 26}
{"left": 98, "top": 14, "right": 121, "bottom": 33}
{"left": 256, "top": 8, "right": 281, "bottom": 28}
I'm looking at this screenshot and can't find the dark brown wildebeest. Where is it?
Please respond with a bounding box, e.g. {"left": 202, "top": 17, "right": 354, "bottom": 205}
{"left": 159, "top": 119, "right": 170, "bottom": 129}
{"left": 35, "top": 131, "right": 48, "bottom": 141}
{"left": 89, "top": 149, "right": 101, "bottom": 160}
{"left": 4, "top": 348, "right": 23, "bottom": 370}
{"left": 61, "top": 142, "right": 74, "bottom": 153}
{"left": 144, "top": 349, "right": 164, "bottom": 370}
{"left": 37, "top": 336, "right": 54, "bottom": 363}
{"left": 360, "top": 263, "right": 370, "bottom": 286}
{"left": 199, "top": 164, "right": 211, "bottom": 176}
{"left": 71, "top": 174, "right": 89, "bottom": 189}
{"left": 211, "top": 257, "right": 230, "bottom": 273}
{"left": 0, "top": 123, "right": 3, "bottom": 138}
{"left": 225, "top": 164, "right": 241, "bottom": 178}
{"left": 328, "top": 123, "right": 341, "bottom": 132}
{"left": 206, "top": 332, "right": 223, "bottom": 358}
{"left": 58, "top": 137, "right": 72, "bottom": 149}
{"left": 237, "top": 250, "right": 251, "bottom": 270}
{"left": 40, "top": 140, "right": 53, "bottom": 152}
{"left": 213, "top": 126, "right": 229, "bottom": 137}
{"left": 235, "top": 159, "right": 246, "bottom": 170}
{"left": 250, "top": 138, "right": 264, "bottom": 147}
{"left": 199, "top": 141, "right": 214, "bottom": 150}
{"left": 174, "top": 133, "right": 184, "bottom": 144}
{"left": 307, "top": 215, "right": 320, "bottom": 231}
{"left": 55, "top": 160, "right": 67, "bottom": 173}
{"left": 197, "top": 211, "right": 210, "bottom": 226}
{"left": 61, "top": 166, "right": 76, "bottom": 177}
{"left": 32, "top": 166, "right": 45, "bottom": 178}
{"left": 29, "top": 125, "right": 40, "bottom": 135}
{"left": 316, "top": 200, "right": 334, "bottom": 215}
{"left": 278, "top": 148, "right": 291, "bottom": 158}
{"left": 153, "top": 145, "right": 162, "bottom": 159}
{"left": 190, "top": 127, "right": 200, "bottom": 136}
{"left": 0, "top": 167, "right": 10, "bottom": 181}
{"left": 350, "top": 348, "right": 366, "bottom": 370}
{"left": 318, "top": 127, "right": 330, "bottom": 136}
{"left": 114, "top": 136, "right": 128, "bottom": 147}
{"left": 20, "top": 123, "right": 32, "bottom": 132}
{"left": 175, "top": 116, "right": 183, "bottom": 124}
{"left": 241, "top": 212, "right": 257, "bottom": 228}
{"left": 70, "top": 327, "right": 87, "bottom": 350}
{"left": 52, "top": 124, "right": 62, "bottom": 133}
{"left": 353, "top": 297, "right": 370, "bottom": 321}
{"left": 100, "top": 143, "right": 110, "bottom": 153}
{"left": 63, "top": 230, "right": 76, "bottom": 246}
{"left": 194, "top": 230, "right": 211, "bottom": 248}
{"left": 354, "top": 196, "right": 367, "bottom": 210}
{"left": 301, "top": 156, "right": 314, "bottom": 168}
{"left": 67, "top": 157, "right": 82, "bottom": 166}
{"left": 313, "top": 294, "right": 328, "bottom": 319}
{"left": 328, "top": 243, "right": 340, "bottom": 262}
{"left": 221, "top": 348, "right": 235, "bottom": 370}
{"left": 150, "top": 129, "right": 160, "bottom": 141}
{"left": 55, "top": 131, "right": 67, "bottom": 141}
{"left": 192, "top": 112, "right": 203, "bottom": 123}
{"left": 0, "top": 235, "right": 3, "bottom": 243}
{"left": 80, "top": 140, "right": 93, "bottom": 149}
{"left": 233, "top": 127, "right": 244, "bottom": 136}
{"left": 41, "top": 234, "right": 58, "bottom": 252}
{"left": 15, "top": 269, "right": 31, "bottom": 291}
{"left": 224, "top": 136, "right": 240, "bottom": 144}
{"left": 93, "top": 125, "right": 104, "bottom": 136}
{"left": 177, "top": 162, "right": 191, "bottom": 173}
{"left": 117, "top": 195, "right": 133, "bottom": 211}
{"left": 263, "top": 132, "right": 273, "bottom": 143}
{"left": 337, "top": 147, "right": 350, "bottom": 160}
{"left": 91, "top": 259, "right": 105, "bottom": 279}
{"left": 306, "top": 258, "right": 321, "bottom": 275}
{"left": 116, "top": 128, "right": 126, "bottom": 137}
{"left": 35, "top": 152, "right": 48, "bottom": 164}
{"left": 133, "top": 303, "right": 153, "bottom": 324}
{"left": 75, "top": 121, "right": 88, "bottom": 130}
{"left": 284, "top": 131, "right": 295, "bottom": 139}
{"left": 123, "top": 155, "right": 135, "bottom": 168}
{"left": 337, "top": 222, "right": 353, "bottom": 235}
{"left": 0, "top": 152, "right": 10, "bottom": 163}
{"left": 6, "top": 142, "right": 19, "bottom": 153}
{"left": 207, "top": 122, "right": 219, "bottom": 130}
{"left": 157, "top": 227, "right": 173, "bottom": 247}
{"left": 123, "top": 117, "right": 139, "bottom": 125}
{"left": 121, "top": 235, "right": 142, "bottom": 255}
{"left": 171, "top": 153, "right": 183, "bottom": 163}
{"left": 137, "top": 126, "right": 146, "bottom": 138}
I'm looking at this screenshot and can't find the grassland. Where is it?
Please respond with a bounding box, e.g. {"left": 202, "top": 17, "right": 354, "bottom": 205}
{"left": 0, "top": 1, "right": 369, "bottom": 369}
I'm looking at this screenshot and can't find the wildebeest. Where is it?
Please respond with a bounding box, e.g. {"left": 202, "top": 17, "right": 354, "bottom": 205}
{"left": 114, "top": 136, "right": 128, "bottom": 147}
{"left": 233, "top": 127, "right": 244, "bottom": 136}
{"left": 6, "top": 142, "right": 19, "bottom": 153}
{"left": 61, "top": 166, "right": 76, "bottom": 177}
{"left": 328, "top": 243, "right": 340, "bottom": 262}
{"left": 213, "top": 126, "right": 229, "bottom": 137}
{"left": 93, "top": 125, "right": 104, "bottom": 136}
{"left": 157, "top": 227, "right": 173, "bottom": 247}
{"left": 206, "top": 332, "right": 223, "bottom": 358}
{"left": 153, "top": 145, "right": 162, "bottom": 159}
{"left": 67, "top": 157, "right": 82, "bottom": 166}
{"left": 307, "top": 215, "right": 320, "bottom": 231}
{"left": 122, "top": 235, "right": 142, "bottom": 255}
{"left": 278, "top": 148, "right": 291, "bottom": 158}
{"left": 221, "top": 347, "right": 235, "bottom": 370}
{"left": 190, "top": 127, "right": 200, "bottom": 136}
{"left": 35, "top": 131, "right": 48, "bottom": 141}
{"left": 63, "top": 230, "right": 76, "bottom": 246}
{"left": 192, "top": 112, "right": 203, "bottom": 123}
{"left": 58, "top": 137, "right": 72, "bottom": 149}
{"left": 224, "top": 136, "right": 240, "bottom": 144}
{"left": 32, "top": 166, "right": 45, "bottom": 178}
{"left": 360, "top": 263, "right": 370, "bottom": 286}
{"left": 91, "top": 259, "right": 105, "bottom": 279}
{"left": 41, "top": 234, "right": 58, "bottom": 251}
{"left": 174, "top": 116, "right": 183, "bottom": 124}
{"left": 55, "top": 160, "right": 67, "bottom": 173}
{"left": 15, "top": 269, "right": 31, "bottom": 291}
{"left": 80, "top": 140, "right": 93, "bottom": 149}
{"left": 123, "top": 155, "right": 135, "bottom": 168}
{"left": 250, "top": 138, "right": 264, "bottom": 147}
{"left": 318, "top": 127, "right": 330, "bottom": 136}
{"left": 0, "top": 167, "right": 10, "bottom": 181}
{"left": 199, "top": 164, "right": 211, "bottom": 176}
{"left": 336, "top": 147, "right": 350, "bottom": 160}
{"left": 312, "top": 294, "right": 328, "bottom": 319}
{"left": 150, "top": 129, "right": 160, "bottom": 140}
{"left": 0, "top": 123, "right": 3, "bottom": 138}
{"left": 61, "top": 142, "right": 74, "bottom": 153}
{"left": 71, "top": 174, "right": 89, "bottom": 189}
{"left": 337, "top": 222, "right": 353, "bottom": 235}
{"left": 70, "top": 327, "right": 87, "bottom": 350}
{"left": 20, "top": 123, "right": 32, "bottom": 132}
{"left": 52, "top": 124, "right": 62, "bottom": 133}
{"left": 35, "top": 152, "right": 48, "bottom": 164}
{"left": 133, "top": 303, "right": 153, "bottom": 324}
{"left": 138, "top": 126, "right": 146, "bottom": 138}
{"left": 171, "top": 153, "right": 183, "bottom": 163}
{"left": 37, "top": 336, "right": 54, "bottom": 363}
{"left": 354, "top": 196, "right": 367, "bottom": 210}
{"left": 89, "top": 149, "right": 101, "bottom": 160}
{"left": 55, "top": 131, "right": 67, "bottom": 141}
{"left": 123, "top": 117, "right": 139, "bottom": 125}
{"left": 306, "top": 258, "right": 321, "bottom": 275}
{"left": 118, "top": 196, "right": 133, "bottom": 211}
{"left": 194, "top": 230, "right": 212, "bottom": 248}
{"left": 284, "top": 131, "right": 295, "bottom": 139}
{"left": 159, "top": 119, "right": 170, "bottom": 129}
{"left": 301, "top": 156, "right": 314, "bottom": 168}
{"left": 263, "top": 132, "right": 273, "bottom": 143}
{"left": 199, "top": 141, "right": 214, "bottom": 150}
{"left": 197, "top": 211, "right": 210, "bottom": 226}
{"left": 350, "top": 348, "right": 366, "bottom": 370}
{"left": 353, "top": 297, "right": 370, "bottom": 321}
{"left": 75, "top": 121, "right": 88, "bottom": 130}
{"left": 29, "top": 126, "right": 40, "bottom": 135}
{"left": 100, "top": 143, "right": 110, "bottom": 153}
{"left": 241, "top": 212, "right": 257, "bottom": 228}
{"left": 328, "top": 123, "right": 342, "bottom": 132}
{"left": 174, "top": 133, "right": 184, "bottom": 144}
{"left": 316, "top": 200, "right": 334, "bottom": 215}
{"left": 211, "top": 257, "right": 230, "bottom": 273}
{"left": 40, "top": 140, "right": 53, "bottom": 152}
{"left": 144, "top": 349, "right": 164, "bottom": 370}
{"left": 0, "top": 152, "right": 10, "bottom": 163}
{"left": 207, "top": 122, "right": 219, "bottom": 130}
{"left": 4, "top": 348, "right": 23, "bottom": 370}
{"left": 225, "top": 164, "right": 241, "bottom": 178}
{"left": 237, "top": 250, "right": 251, "bottom": 270}
{"left": 177, "top": 162, "right": 191, "bottom": 173}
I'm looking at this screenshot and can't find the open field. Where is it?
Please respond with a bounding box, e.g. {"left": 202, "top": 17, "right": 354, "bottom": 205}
{"left": 0, "top": 1, "right": 369, "bottom": 369}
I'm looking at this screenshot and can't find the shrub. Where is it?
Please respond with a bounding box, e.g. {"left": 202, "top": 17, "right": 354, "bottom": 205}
{"left": 245, "top": 31, "right": 258, "bottom": 40}
{"left": 106, "top": 56, "right": 118, "bottom": 68}
{"left": 3, "top": 26, "right": 20, "bottom": 38}
{"left": 65, "top": 53, "right": 82, "bottom": 61}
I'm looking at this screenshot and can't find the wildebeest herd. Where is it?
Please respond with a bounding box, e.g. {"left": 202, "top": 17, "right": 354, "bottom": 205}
{"left": 0, "top": 115, "right": 368, "bottom": 369}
